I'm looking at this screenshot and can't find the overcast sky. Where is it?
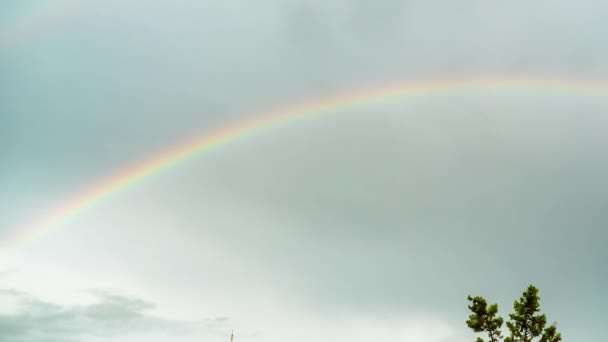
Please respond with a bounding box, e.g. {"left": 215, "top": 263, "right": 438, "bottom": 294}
{"left": 1, "top": 1, "right": 607, "bottom": 341}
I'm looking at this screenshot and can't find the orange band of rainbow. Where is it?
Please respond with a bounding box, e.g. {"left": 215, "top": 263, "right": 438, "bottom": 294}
{"left": 3, "top": 75, "right": 608, "bottom": 263}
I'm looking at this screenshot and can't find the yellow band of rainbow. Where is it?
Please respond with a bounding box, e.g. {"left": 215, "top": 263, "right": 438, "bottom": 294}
{"left": 3, "top": 75, "right": 608, "bottom": 262}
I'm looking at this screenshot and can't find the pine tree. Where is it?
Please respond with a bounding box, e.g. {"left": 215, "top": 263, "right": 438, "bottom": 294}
{"left": 466, "top": 295, "right": 504, "bottom": 342}
{"left": 504, "top": 285, "right": 561, "bottom": 342}
{"left": 467, "top": 285, "right": 562, "bottom": 342}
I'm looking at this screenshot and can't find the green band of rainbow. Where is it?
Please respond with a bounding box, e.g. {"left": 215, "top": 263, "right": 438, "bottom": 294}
{"left": 3, "top": 76, "right": 608, "bottom": 262}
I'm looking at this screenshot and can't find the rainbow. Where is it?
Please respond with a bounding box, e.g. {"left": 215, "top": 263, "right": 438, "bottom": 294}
{"left": 3, "top": 4, "right": 608, "bottom": 263}
{"left": 3, "top": 75, "right": 608, "bottom": 263}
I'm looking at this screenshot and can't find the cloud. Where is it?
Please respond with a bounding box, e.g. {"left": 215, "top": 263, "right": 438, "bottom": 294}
{"left": 0, "top": 269, "right": 17, "bottom": 278}
{"left": 0, "top": 289, "right": 227, "bottom": 342}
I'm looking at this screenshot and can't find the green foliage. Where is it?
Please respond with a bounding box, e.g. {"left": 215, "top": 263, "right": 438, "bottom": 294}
{"left": 467, "top": 285, "right": 562, "bottom": 342}
{"left": 466, "top": 295, "right": 504, "bottom": 342}
{"left": 539, "top": 324, "right": 562, "bottom": 342}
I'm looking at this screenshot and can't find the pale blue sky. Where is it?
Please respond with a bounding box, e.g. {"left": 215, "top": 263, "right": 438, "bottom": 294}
{"left": 1, "top": 1, "right": 607, "bottom": 341}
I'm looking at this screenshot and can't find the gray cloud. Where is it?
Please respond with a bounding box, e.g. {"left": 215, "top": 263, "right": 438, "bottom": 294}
{"left": 2, "top": 1, "right": 608, "bottom": 341}
{"left": 0, "top": 289, "right": 227, "bottom": 342}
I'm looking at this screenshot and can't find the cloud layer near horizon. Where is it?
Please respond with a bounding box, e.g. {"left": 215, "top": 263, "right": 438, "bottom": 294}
{"left": 0, "top": 288, "right": 227, "bottom": 342}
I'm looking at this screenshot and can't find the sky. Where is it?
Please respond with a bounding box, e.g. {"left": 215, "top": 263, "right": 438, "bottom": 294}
{"left": 1, "top": 0, "right": 607, "bottom": 341}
